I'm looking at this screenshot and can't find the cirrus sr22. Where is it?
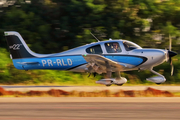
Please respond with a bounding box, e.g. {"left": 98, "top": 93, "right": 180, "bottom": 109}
{"left": 4, "top": 31, "right": 177, "bottom": 86}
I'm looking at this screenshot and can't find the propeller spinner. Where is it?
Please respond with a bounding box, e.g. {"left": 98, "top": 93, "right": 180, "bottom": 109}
{"left": 168, "top": 50, "right": 177, "bottom": 76}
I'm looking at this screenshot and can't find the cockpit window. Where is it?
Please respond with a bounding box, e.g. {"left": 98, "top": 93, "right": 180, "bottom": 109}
{"left": 86, "top": 44, "right": 102, "bottom": 54}
{"left": 105, "top": 42, "right": 122, "bottom": 53}
{"left": 123, "top": 41, "right": 141, "bottom": 51}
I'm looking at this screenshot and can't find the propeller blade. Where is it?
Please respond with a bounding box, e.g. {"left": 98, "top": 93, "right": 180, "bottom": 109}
{"left": 169, "top": 56, "right": 172, "bottom": 64}
{"left": 169, "top": 34, "right": 172, "bottom": 51}
{"left": 167, "top": 34, "right": 177, "bottom": 76}
{"left": 171, "top": 61, "right": 174, "bottom": 76}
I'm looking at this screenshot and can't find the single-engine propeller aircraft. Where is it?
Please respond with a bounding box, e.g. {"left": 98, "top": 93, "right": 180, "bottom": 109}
{"left": 4, "top": 31, "right": 177, "bottom": 86}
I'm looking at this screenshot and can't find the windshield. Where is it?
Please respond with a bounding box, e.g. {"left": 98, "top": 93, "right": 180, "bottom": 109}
{"left": 123, "top": 41, "right": 141, "bottom": 51}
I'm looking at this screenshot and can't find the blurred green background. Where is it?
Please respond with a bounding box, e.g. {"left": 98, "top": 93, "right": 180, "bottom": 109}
{"left": 0, "top": 0, "right": 180, "bottom": 85}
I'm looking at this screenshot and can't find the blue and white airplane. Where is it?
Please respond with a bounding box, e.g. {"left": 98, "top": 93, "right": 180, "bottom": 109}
{"left": 4, "top": 31, "right": 177, "bottom": 86}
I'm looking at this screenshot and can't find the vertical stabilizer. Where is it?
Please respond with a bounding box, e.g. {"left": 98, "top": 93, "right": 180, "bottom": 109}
{"left": 4, "top": 31, "right": 35, "bottom": 59}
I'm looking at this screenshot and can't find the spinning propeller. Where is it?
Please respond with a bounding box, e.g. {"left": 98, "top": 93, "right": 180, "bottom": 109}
{"left": 167, "top": 34, "right": 177, "bottom": 76}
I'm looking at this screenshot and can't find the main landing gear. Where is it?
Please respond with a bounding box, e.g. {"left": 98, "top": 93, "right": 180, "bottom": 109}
{"left": 96, "top": 71, "right": 127, "bottom": 86}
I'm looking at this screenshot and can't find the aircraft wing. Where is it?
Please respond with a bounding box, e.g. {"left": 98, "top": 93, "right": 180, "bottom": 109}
{"left": 82, "top": 54, "right": 132, "bottom": 73}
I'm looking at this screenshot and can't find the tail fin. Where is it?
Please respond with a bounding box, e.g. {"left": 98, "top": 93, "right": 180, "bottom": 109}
{"left": 4, "top": 31, "right": 35, "bottom": 59}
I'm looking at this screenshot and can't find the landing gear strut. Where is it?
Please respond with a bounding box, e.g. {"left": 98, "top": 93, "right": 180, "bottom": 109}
{"left": 146, "top": 68, "right": 166, "bottom": 84}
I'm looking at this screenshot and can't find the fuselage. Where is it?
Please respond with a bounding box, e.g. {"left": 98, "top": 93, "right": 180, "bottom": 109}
{"left": 12, "top": 39, "right": 167, "bottom": 72}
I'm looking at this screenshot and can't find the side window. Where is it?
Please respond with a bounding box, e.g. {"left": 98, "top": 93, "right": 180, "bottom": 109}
{"left": 105, "top": 42, "right": 122, "bottom": 53}
{"left": 86, "top": 45, "right": 102, "bottom": 54}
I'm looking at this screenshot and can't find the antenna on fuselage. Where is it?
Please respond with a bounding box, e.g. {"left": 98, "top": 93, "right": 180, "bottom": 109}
{"left": 90, "top": 32, "right": 100, "bottom": 42}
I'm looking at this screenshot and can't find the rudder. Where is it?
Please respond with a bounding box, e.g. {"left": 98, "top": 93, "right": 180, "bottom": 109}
{"left": 4, "top": 31, "right": 35, "bottom": 59}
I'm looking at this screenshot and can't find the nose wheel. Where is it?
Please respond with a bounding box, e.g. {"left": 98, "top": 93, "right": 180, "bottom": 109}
{"left": 116, "top": 84, "right": 123, "bottom": 86}
{"left": 156, "top": 83, "right": 161, "bottom": 85}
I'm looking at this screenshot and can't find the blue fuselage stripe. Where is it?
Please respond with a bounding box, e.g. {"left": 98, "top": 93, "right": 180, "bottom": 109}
{"left": 13, "top": 56, "right": 87, "bottom": 70}
{"left": 12, "top": 55, "right": 144, "bottom": 70}
{"left": 103, "top": 55, "right": 144, "bottom": 66}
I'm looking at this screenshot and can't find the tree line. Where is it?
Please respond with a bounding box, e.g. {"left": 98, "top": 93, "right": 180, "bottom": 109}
{"left": 0, "top": 0, "right": 180, "bottom": 53}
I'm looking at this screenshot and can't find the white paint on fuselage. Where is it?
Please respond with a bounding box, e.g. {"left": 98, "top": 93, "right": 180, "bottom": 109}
{"left": 132, "top": 49, "right": 167, "bottom": 70}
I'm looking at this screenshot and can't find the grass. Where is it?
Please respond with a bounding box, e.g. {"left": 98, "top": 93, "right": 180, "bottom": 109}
{"left": 173, "top": 92, "right": 180, "bottom": 97}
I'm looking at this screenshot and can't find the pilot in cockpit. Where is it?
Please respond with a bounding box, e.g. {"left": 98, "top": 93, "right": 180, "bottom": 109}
{"left": 112, "top": 42, "right": 121, "bottom": 53}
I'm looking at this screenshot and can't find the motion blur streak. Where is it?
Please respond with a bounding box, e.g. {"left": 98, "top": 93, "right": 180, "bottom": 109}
{"left": 0, "top": 102, "right": 180, "bottom": 120}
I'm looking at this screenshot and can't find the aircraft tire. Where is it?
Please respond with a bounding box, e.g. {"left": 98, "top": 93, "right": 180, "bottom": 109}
{"left": 116, "top": 84, "right": 123, "bottom": 86}
{"left": 156, "top": 83, "right": 161, "bottom": 85}
{"left": 106, "top": 84, "right": 111, "bottom": 87}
